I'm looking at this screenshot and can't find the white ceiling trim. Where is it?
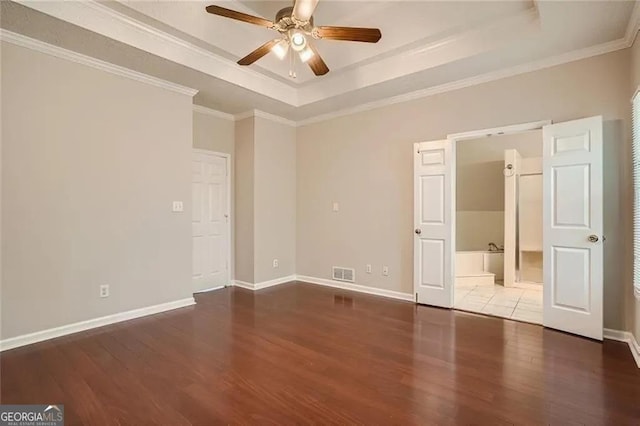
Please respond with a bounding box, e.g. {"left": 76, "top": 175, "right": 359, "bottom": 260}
{"left": 234, "top": 109, "right": 297, "bottom": 127}
{"left": 14, "top": 0, "right": 541, "bottom": 107}
{"left": 16, "top": 0, "right": 638, "bottom": 111}
{"left": 193, "top": 105, "right": 297, "bottom": 127}
{"left": 193, "top": 105, "right": 235, "bottom": 121}
{"left": 297, "top": 36, "right": 630, "bottom": 127}
{"left": 0, "top": 29, "right": 198, "bottom": 97}
{"left": 625, "top": 1, "right": 640, "bottom": 46}
{"left": 251, "top": 110, "right": 297, "bottom": 127}
{"left": 296, "top": 8, "right": 540, "bottom": 105}
{"left": 14, "top": 0, "right": 298, "bottom": 105}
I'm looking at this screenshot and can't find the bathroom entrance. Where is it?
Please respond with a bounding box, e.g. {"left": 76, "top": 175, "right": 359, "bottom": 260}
{"left": 453, "top": 130, "right": 543, "bottom": 324}
{"left": 413, "top": 117, "right": 605, "bottom": 340}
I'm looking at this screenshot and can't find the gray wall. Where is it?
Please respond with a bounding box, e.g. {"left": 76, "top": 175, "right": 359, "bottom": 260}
{"left": 1, "top": 42, "right": 194, "bottom": 339}
{"left": 297, "top": 49, "right": 631, "bottom": 330}
{"left": 193, "top": 111, "right": 234, "bottom": 154}
{"left": 233, "top": 116, "right": 296, "bottom": 284}
{"left": 234, "top": 117, "right": 255, "bottom": 284}
{"left": 254, "top": 117, "right": 296, "bottom": 283}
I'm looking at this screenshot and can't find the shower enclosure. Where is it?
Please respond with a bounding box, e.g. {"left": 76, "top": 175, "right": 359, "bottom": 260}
{"left": 504, "top": 149, "right": 543, "bottom": 287}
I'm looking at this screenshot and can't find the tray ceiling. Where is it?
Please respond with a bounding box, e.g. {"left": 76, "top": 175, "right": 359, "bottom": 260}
{"left": 1, "top": 1, "right": 637, "bottom": 121}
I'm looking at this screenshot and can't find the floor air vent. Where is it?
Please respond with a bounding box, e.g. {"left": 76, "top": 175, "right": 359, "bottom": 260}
{"left": 332, "top": 267, "right": 355, "bottom": 283}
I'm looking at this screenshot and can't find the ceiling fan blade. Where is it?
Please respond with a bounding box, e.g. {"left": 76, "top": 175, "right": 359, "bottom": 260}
{"left": 315, "top": 26, "right": 382, "bottom": 43}
{"left": 237, "top": 39, "right": 280, "bottom": 66}
{"left": 306, "top": 44, "right": 329, "bottom": 76}
{"left": 292, "top": 0, "right": 319, "bottom": 21}
{"left": 205, "top": 5, "right": 273, "bottom": 28}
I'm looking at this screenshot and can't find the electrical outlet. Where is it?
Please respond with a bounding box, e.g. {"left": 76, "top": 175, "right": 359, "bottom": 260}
{"left": 382, "top": 266, "right": 389, "bottom": 276}
{"left": 366, "top": 264, "right": 372, "bottom": 274}
{"left": 172, "top": 201, "right": 183, "bottom": 212}
{"left": 273, "top": 259, "right": 279, "bottom": 268}
{"left": 100, "top": 284, "right": 110, "bottom": 298}
{"left": 332, "top": 202, "right": 339, "bottom": 212}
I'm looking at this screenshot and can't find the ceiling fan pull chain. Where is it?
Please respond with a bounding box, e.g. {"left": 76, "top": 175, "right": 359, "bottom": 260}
{"left": 289, "top": 44, "right": 297, "bottom": 78}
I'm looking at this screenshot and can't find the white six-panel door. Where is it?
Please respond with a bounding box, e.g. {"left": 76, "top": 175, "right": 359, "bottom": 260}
{"left": 414, "top": 140, "right": 454, "bottom": 307}
{"left": 192, "top": 151, "right": 230, "bottom": 292}
{"left": 542, "top": 116, "right": 603, "bottom": 340}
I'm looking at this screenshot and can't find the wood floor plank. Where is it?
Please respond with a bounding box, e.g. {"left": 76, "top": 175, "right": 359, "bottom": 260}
{"left": 2, "top": 282, "right": 640, "bottom": 424}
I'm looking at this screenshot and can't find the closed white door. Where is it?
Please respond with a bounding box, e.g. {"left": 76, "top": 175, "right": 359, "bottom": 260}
{"left": 542, "top": 116, "right": 603, "bottom": 340}
{"left": 414, "top": 140, "right": 454, "bottom": 307}
{"left": 192, "top": 151, "right": 230, "bottom": 292}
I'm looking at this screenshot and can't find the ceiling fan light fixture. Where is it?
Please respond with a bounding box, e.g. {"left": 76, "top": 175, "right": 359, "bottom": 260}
{"left": 289, "top": 30, "right": 306, "bottom": 51}
{"left": 206, "top": 1, "right": 381, "bottom": 77}
{"left": 298, "top": 45, "right": 314, "bottom": 63}
{"left": 271, "top": 39, "right": 289, "bottom": 60}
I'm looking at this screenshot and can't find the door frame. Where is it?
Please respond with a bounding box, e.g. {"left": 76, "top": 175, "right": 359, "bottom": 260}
{"left": 192, "top": 148, "right": 233, "bottom": 291}
{"left": 427, "top": 120, "right": 551, "bottom": 307}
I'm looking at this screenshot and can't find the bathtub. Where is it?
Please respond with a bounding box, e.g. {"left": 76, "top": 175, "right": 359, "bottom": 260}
{"left": 456, "top": 251, "right": 504, "bottom": 285}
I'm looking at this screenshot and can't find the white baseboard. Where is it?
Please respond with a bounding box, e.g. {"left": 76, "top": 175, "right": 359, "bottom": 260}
{"left": 194, "top": 285, "right": 226, "bottom": 294}
{"left": 233, "top": 280, "right": 255, "bottom": 290}
{"left": 0, "top": 297, "right": 196, "bottom": 352}
{"left": 604, "top": 328, "right": 640, "bottom": 368}
{"left": 296, "top": 275, "right": 415, "bottom": 302}
{"left": 233, "top": 275, "right": 297, "bottom": 291}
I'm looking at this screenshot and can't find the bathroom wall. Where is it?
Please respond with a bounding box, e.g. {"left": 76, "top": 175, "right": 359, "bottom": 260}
{"left": 456, "top": 131, "right": 542, "bottom": 251}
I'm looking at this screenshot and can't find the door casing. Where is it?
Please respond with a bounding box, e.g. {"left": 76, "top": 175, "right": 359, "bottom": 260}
{"left": 414, "top": 120, "right": 551, "bottom": 308}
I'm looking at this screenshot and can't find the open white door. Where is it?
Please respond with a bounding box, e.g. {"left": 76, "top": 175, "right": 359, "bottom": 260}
{"left": 542, "top": 116, "right": 603, "bottom": 340}
{"left": 414, "top": 140, "right": 454, "bottom": 307}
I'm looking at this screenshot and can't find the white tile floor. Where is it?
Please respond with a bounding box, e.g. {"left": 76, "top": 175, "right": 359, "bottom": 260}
{"left": 454, "top": 281, "right": 543, "bottom": 324}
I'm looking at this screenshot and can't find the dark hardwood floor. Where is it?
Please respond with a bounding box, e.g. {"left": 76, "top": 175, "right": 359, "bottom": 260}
{"left": 2, "top": 281, "right": 640, "bottom": 425}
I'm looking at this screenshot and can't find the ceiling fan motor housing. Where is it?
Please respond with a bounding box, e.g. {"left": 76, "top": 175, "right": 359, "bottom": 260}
{"left": 275, "top": 7, "right": 314, "bottom": 32}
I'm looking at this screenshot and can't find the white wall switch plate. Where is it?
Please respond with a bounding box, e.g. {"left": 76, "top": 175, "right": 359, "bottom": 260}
{"left": 172, "top": 201, "right": 184, "bottom": 212}
{"left": 273, "top": 259, "right": 279, "bottom": 268}
{"left": 366, "top": 264, "right": 372, "bottom": 274}
{"left": 100, "top": 284, "right": 110, "bottom": 298}
{"left": 382, "top": 266, "right": 389, "bottom": 276}
{"left": 332, "top": 202, "right": 339, "bottom": 212}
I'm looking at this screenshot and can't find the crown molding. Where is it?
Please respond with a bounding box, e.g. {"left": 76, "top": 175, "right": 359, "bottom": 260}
{"left": 0, "top": 29, "right": 198, "bottom": 97}
{"left": 252, "top": 110, "right": 297, "bottom": 127}
{"left": 234, "top": 110, "right": 297, "bottom": 127}
{"left": 296, "top": 6, "right": 541, "bottom": 106}
{"left": 297, "top": 36, "right": 629, "bottom": 127}
{"left": 14, "top": 0, "right": 638, "bottom": 112}
{"left": 14, "top": 0, "right": 298, "bottom": 105}
{"left": 233, "top": 110, "right": 254, "bottom": 122}
{"left": 625, "top": 1, "right": 640, "bottom": 46}
{"left": 193, "top": 104, "right": 235, "bottom": 121}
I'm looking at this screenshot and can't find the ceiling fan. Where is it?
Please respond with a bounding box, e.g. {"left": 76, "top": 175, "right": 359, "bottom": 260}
{"left": 205, "top": 0, "right": 382, "bottom": 77}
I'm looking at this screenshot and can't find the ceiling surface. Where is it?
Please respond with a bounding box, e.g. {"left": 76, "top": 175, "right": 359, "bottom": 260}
{"left": 1, "top": 1, "right": 638, "bottom": 121}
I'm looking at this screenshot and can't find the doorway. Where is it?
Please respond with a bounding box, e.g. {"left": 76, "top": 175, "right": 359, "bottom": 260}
{"left": 192, "top": 150, "right": 231, "bottom": 293}
{"left": 453, "top": 130, "right": 543, "bottom": 324}
{"left": 413, "top": 117, "right": 604, "bottom": 340}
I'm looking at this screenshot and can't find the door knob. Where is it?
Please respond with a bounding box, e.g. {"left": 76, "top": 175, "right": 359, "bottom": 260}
{"left": 415, "top": 228, "right": 422, "bottom": 235}
{"left": 588, "top": 234, "right": 599, "bottom": 243}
